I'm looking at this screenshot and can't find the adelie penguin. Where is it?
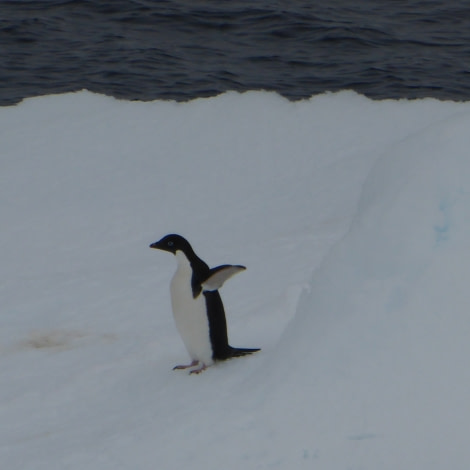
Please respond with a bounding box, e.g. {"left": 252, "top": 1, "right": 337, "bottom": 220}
{"left": 150, "top": 234, "right": 260, "bottom": 374}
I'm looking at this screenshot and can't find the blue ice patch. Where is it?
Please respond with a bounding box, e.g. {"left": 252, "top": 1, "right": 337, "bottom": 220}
{"left": 434, "top": 198, "right": 451, "bottom": 245}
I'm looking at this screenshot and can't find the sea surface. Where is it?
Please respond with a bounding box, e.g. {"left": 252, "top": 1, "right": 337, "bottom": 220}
{"left": 1, "top": 0, "right": 470, "bottom": 106}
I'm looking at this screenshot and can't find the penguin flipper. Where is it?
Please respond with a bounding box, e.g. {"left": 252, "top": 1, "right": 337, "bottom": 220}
{"left": 202, "top": 264, "right": 246, "bottom": 291}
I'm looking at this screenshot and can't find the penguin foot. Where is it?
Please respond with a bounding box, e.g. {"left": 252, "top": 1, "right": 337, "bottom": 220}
{"left": 189, "top": 363, "right": 207, "bottom": 375}
{"left": 173, "top": 360, "right": 199, "bottom": 370}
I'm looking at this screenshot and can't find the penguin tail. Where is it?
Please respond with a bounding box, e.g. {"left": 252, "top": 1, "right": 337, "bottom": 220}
{"left": 213, "top": 345, "right": 260, "bottom": 361}
{"left": 228, "top": 346, "right": 261, "bottom": 357}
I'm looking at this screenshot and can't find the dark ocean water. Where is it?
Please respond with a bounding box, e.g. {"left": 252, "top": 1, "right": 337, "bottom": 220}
{"left": 1, "top": 0, "right": 470, "bottom": 106}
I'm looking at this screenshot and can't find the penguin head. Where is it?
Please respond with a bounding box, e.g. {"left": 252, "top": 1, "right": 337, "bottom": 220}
{"left": 149, "top": 234, "right": 192, "bottom": 255}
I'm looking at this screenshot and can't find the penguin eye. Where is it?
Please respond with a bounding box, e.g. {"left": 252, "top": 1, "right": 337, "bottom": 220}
{"left": 167, "top": 241, "right": 174, "bottom": 247}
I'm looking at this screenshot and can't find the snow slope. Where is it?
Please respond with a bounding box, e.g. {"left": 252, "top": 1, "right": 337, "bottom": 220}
{"left": 1, "top": 90, "right": 469, "bottom": 469}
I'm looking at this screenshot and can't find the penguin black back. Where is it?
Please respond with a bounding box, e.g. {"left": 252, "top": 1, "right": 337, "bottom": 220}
{"left": 204, "top": 290, "right": 260, "bottom": 360}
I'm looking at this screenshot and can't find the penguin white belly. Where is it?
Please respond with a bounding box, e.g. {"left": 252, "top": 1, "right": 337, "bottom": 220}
{"left": 170, "top": 252, "right": 214, "bottom": 366}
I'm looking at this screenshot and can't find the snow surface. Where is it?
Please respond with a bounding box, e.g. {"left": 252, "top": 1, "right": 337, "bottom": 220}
{"left": 1, "top": 90, "right": 470, "bottom": 469}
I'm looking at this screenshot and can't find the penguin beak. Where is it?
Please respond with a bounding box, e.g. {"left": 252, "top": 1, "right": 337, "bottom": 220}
{"left": 149, "top": 236, "right": 177, "bottom": 254}
{"left": 149, "top": 241, "right": 161, "bottom": 250}
{"left": 150, "top": 239, "right": 172, "bottom": 252}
